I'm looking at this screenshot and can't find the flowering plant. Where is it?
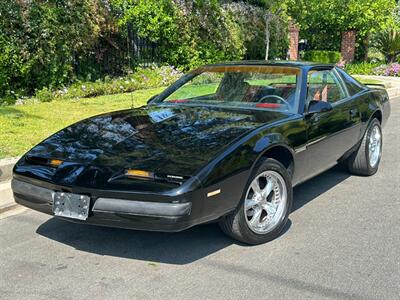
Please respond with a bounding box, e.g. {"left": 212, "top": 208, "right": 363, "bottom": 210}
{"left": 375, "top": 63, "right": 400, "bottom": 76}
{"left": 34, "top": 65, "right": 184, "bottom": 102}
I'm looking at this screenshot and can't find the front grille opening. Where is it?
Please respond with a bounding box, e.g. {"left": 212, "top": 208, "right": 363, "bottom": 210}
{"left": 25, "top": 156, "right": 63, "bottom": 168}
{"left": 25, "top": 156, "right": 49, "bottom": 166}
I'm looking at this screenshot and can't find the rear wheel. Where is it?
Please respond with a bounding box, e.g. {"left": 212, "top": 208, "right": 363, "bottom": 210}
{"left": 219, "top": 158, "right": 292, "bottom": 245}
{"left": 347, "top": 118, "right": 382, "bottom": 176}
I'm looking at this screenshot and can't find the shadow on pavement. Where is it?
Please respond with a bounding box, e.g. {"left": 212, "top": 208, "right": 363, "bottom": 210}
{"left": 292, "top": 164, "right": 350, "bottom": 212}
{"left": 37, "top": 219, "right": 235, "bottom": 264}
{"left": 36, "top": 165, "right": 349, "bottom": 265}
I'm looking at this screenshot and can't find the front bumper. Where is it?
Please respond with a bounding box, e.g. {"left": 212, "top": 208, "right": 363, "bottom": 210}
{"left": 12, "top": 178, "right": 197, "bottom": 232}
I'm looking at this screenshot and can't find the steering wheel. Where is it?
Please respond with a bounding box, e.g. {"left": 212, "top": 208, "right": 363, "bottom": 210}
{"left": 258, "top": 95, "right": 290, "bottom": 106}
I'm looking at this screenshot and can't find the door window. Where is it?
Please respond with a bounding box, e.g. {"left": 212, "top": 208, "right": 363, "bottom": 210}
{"left": 307, "top": 70, "right": 347, "bottom": 104}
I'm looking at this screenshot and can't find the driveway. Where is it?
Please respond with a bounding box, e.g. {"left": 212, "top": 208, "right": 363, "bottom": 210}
{"left": 1, "top": 99, "right": 399, "bottom": 300}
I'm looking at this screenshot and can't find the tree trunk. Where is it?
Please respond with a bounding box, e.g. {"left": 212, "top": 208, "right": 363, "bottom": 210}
{"left": 363, "top": 34, "right": 370, "bottom": 62}
{"left": 264, "top": 14, "right": 271, "bottom": 61}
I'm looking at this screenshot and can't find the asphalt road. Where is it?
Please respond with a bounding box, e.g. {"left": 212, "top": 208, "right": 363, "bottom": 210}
{"left": 1, "top": 100, "right": 399, "bottom": 300}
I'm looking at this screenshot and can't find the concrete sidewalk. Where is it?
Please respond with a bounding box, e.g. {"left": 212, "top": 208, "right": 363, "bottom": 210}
{"left": 0, "top": 157, "right": 19, "bottom": 182}
{"left": 0, "top": 180, "right": 16, "bottom": 213}
{"left": 357, "top": 75, "right": 400, "bottom": 98}
{"left": 357, "top": 75, "right": 400, "bottom": 88}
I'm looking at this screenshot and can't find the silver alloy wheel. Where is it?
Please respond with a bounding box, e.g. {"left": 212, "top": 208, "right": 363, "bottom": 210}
{"left": 369, "top": 124, "right": 382, "bottom": 168}
{"left": 244, "top": 171, "right": 287, "bottom": 234}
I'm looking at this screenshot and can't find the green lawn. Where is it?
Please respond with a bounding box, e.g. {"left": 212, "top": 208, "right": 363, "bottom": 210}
{"left": 354, "top": 76, "right": 385, "bottom": 86}
{"left": 0, "top": 87, "right": 164, "bottom": 159}
{"left": 166, "top": 83, "right": 218, "bottom": 100}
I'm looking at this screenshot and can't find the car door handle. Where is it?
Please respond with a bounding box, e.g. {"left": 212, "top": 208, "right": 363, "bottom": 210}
{"left": 349, "top": 108, "right": 358, "bottom": 119}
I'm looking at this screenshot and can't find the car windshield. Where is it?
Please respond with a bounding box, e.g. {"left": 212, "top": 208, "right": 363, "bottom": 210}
{"left": 155, "top": 65, "right": 300, "bottom": 112}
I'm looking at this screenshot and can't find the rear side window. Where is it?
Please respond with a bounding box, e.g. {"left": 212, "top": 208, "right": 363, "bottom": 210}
{"left": 336, "top": 68, "right": 365, "bottom": 96}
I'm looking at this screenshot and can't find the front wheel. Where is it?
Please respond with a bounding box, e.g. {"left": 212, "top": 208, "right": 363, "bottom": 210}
{"left": 219, "top": 158, "right": 292, "bottom": 245}
{"left": 347, "top": 118, "right": 382, "bottom": 176}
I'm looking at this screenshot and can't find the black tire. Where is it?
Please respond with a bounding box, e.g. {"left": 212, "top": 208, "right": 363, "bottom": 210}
{"left": 347, "top": 118, "right": 382, "bottom": 176}
{"left": 219, "top": 158, "right": 293, "bottom": 245}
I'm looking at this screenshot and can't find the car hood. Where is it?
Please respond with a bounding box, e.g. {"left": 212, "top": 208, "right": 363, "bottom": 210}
{"left": 17, "top": 104, "right": 290, "bottom": 189}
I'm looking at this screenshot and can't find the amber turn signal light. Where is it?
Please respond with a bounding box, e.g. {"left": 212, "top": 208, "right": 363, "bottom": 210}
{"left": 49, "top": 159, "right": 63, "bottom": 167}
{"left": 125, "top": 169, "right": 154, "bottom": 179}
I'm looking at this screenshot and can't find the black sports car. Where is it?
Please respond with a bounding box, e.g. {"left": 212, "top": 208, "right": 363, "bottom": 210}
{"left": 12, "top": 61, "right": 390, "bottom": 244}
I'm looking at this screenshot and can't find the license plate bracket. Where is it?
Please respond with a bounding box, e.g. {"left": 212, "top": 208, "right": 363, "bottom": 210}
{"left": 52, "top": 192, "right": 90, "bottom": 220}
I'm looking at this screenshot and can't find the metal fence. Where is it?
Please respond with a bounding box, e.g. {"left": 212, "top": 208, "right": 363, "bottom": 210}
{"left": 73, "top": 25, "right": 162, "bottom": 79}
{"left": 127, "top": 24, "right": 162, "bottom": 68}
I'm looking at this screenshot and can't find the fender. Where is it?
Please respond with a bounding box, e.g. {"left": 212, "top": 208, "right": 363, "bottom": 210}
{"left": 197, "top": 132, "right": 296, "bottom": 211}
{"left": 363, "top": 88, "right": 388, "bottom": 124}
{"left": 234, "top": 141, "right": 295, "bottom": 212}
{"left": 249, "top": 138, "right": 295, "bottom": 177}
{"left": 366, "top": 108, "right": 382, "bottom": 125}
{"left": 363, "top": 104, "right": 383, "bottom": 135}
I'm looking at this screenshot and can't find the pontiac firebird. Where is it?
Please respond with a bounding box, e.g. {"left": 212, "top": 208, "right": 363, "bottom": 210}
{"left": 12, "top": 61, "right": 390, "bottom": 244}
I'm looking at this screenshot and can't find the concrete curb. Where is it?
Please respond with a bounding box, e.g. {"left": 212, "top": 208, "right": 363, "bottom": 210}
{"left": 0, "top": 157, "right": 20, "bottom": 182}
{"left": 357, "top": 75, "right": 400, "bottom": 98}
{"left": 0, "top": 185, "right": 18, "bottom": 215}
{"left": 387, "top": 87, "right": 400, "bottom": 99}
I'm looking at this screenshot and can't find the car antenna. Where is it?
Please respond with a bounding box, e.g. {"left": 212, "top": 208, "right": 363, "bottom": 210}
{"left": 131, "top": 90, "right": 134, "bottom": 109}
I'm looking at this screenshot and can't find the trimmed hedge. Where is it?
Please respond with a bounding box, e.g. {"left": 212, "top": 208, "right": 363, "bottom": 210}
{"left": 304, "top": 50, "right": 341, "bottom": 64}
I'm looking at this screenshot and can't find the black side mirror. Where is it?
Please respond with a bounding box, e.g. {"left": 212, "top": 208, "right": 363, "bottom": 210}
{"left": 307, "top": 100, "right": 333, "bottom": 115}
{"left": 147, "top": 94, "right": 159, "bottom": 105}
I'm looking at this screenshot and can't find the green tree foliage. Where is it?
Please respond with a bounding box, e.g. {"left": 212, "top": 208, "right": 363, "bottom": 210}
{"left": 0, "top": 0, "right": 108, "bottom": 98}
{"left": 111, "top": 0, "right": 248, "bottom": 69}
{"left": 225, "top": 2, "right": 289, "bottom": 60}
{"left": 1, "top": 0, "right": 290, "bottom": 102}
{"left": 288, "top": 0, "right": 397, "bottom": 51}
{"left": 372, "top": 29, "right": 400, "bottom": 63}
{"left": 113, "top": 0, "right": 177, "bottom": 42}
{"left": 112, "top": 0, "right": 290, "bottom": 68}
{"left": 304, "top": 50, "right": 341, "bottom": 63}
{"left": 224, "top": 0, "right": 290, "bottom": 60}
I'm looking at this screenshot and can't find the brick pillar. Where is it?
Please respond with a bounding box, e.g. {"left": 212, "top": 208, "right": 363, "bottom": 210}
{"left": 341, "top": 30, "right": 356, "bottom": 63}
{"left": 288, "top": 23, "right": 299, "bottom": 60}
